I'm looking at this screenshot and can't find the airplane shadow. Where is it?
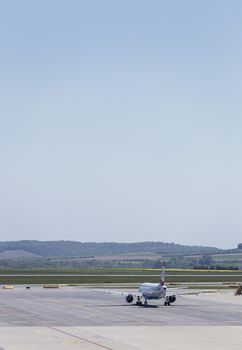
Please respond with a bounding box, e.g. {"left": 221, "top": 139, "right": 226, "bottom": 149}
{"left": 80, "top": 304, "right": 159, "bottom": 308}
{"left": 131, "top": 304, "right": 159, "bottom": 308}
{"left": 81, "top": 304, "right": 132, "bottom": 308}
{"left": 80, "top": 303, "right": 210, "bottom": 308}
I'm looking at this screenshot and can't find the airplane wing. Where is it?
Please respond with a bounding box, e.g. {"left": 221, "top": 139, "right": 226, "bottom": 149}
{"left": 166, "top": 288, "right": 219, "bottom": 297}
{"left": 90, "top": 288, "right": 143, "bottom": 304}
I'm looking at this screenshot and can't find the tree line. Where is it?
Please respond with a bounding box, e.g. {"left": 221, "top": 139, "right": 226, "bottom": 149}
{"left": 0, "top": 240, "right": 221, "bottom": 257}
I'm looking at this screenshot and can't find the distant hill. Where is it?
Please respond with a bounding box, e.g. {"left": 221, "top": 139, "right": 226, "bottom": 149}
{"left": 0, "top": 250, "right": 41, "bottom": 259}
{"left": 0, "top": 240, "right": 221, "bottom": 258}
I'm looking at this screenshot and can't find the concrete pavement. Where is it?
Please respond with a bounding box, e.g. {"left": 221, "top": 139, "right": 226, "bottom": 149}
{"left": 0, "top": 286, "right": 242, "bottom": 349}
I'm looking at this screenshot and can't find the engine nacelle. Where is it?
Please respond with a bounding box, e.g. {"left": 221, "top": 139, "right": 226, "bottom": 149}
{"left": 125, "top": 294, "right": 134, "bottom": 303}
{"left": 168, "top": 295, "right": 176, "bottom": 303}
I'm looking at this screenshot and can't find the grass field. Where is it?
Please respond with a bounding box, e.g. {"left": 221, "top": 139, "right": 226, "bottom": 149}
{"left": 0, "top": 268, "right": 242, "bottom": 284}
{"left": 212, "top": 253, "right": 242, "bottom": 261}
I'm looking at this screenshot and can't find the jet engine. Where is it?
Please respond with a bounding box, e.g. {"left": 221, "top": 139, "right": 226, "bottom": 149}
{"left": 168, "top": 295, "right": 176, "bottom": 303}
{"left": 125, "top": 294, "right": 134, "bottom": 303}
{"left": 164, "top": 295, "right": 176, "bottom": 305}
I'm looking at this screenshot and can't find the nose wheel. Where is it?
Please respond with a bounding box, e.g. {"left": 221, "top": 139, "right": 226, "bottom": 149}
{"left": 136, "top": 296, "right": 143, "bottom": 306}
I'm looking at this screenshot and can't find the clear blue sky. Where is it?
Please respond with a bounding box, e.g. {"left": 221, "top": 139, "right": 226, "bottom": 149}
{"left": 0, "top": 0, "right": 241, "bottom": 248}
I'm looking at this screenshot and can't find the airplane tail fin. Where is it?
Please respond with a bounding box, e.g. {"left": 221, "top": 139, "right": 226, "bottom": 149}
{"left": 160, "top": 267, "right": 165, "bottom": 285}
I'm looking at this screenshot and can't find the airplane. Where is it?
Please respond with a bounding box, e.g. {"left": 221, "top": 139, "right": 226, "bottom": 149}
{"left": 123, "top": 267, "right": 176, "bottom": 306}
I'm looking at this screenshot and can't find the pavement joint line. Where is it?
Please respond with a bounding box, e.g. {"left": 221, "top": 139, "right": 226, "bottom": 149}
{"left": 49, "top": 327, "right": 114, "bottom": 350}
{"left": 0, "top": 303, "right": 114, "bottom": 350}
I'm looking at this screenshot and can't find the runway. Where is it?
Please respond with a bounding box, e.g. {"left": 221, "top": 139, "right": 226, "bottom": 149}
{"left": 0, "top": 286, "right": 242, "bottom": 349}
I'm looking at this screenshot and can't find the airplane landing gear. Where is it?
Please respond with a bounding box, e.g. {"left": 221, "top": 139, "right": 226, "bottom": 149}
{"left": 136, "top": 296, "right": 143, "bottom": 306}
{"left": 136, "top": 301, "right": 142, "bottom": 306}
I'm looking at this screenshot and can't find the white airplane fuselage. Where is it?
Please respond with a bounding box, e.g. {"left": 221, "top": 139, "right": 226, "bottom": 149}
{"left": 139, "top": 282, "right": 166, "bottom": 300}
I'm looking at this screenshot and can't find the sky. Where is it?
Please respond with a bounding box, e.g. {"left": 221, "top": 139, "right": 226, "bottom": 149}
{"left": 0, "top": 0, "right": 241, "bottom": 248}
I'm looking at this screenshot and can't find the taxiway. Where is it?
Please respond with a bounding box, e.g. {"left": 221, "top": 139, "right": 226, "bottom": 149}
{"left": 0, "top": 286, "right": 242, "bottom": 349}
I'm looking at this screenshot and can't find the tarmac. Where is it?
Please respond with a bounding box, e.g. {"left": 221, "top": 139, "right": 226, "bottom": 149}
{"left": 0, "top": 286, "right": 242, "bottom": 349}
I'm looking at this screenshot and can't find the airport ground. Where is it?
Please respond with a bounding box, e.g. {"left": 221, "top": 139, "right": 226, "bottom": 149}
{"left": 0, "top": 285, "right": 242, "bottom": 349}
